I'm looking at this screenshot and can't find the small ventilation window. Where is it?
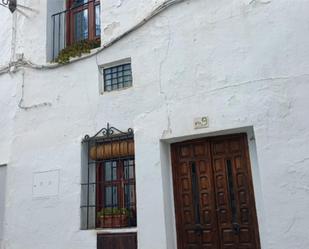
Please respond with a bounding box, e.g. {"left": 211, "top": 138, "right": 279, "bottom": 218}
{"left": 103, "top": 62, "right": 133, "bottom": 92}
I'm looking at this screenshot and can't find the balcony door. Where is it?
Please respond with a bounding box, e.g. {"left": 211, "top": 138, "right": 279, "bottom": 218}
{"left": 66, "top": 0, "right": 101, "bottom": 45}
{"left": 171, "top": 134, "right": 261, "bottom": 249}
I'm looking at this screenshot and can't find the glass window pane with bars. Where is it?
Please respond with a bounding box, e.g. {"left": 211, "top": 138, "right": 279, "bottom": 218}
{"left": 104, "top": 161, "right": 117, "bottom": 181}
{"left": 95, "top": 4, "right": 101, "bottom": 37}
{"left": 103, "top": 63, "right": 132, "bottom": 92}
{"left": 73, "top": 0, "right": 87, "bottom": 7}
{"left": 104, "top": 186, "right": 118, "bottom": 208}
{"left": 95, "top": 159, "right": 136, "bottom": 228}
{"left": 74, "top": 9, "right": 89, "bottom": 41}
{"left": 124, "top": 160, "right": 134, "bottom": 179}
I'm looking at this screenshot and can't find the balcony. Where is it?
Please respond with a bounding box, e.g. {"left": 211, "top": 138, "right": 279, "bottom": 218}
{"left": 51, "top": 0, "right": 101, "bottom": 62}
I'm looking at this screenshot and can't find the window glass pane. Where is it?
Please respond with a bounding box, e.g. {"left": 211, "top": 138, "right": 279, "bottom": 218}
{"left": 124, "top": 76, "right": 132, "bottom": 82}
{"left": 73, "top": 0, "right": 87, "bottom": 6}
{"left": 124, "top": 64, "right": 131, "bottom": 70}
{"left": 123, "top": 70, "right": 131, "bottom": 76}
{"left": 124, "top": 184, "right": 135, "bottom": 207}
{"left": 124, "top": 81, "right": 131, "bottom": 88}
{"left": 95, "top": 5, "right": 101, "bottom": 37}
{"left": 124, "top": 160, "right": 134, "bottom": 179}
{"left": 104, "top": 161, "right": 117, "bottom": 181}
{"left": 104, "top": 186, "right": 118, "bottom": 208}
{"left": 74, "top": 9, "right": 88, "bottom": 41}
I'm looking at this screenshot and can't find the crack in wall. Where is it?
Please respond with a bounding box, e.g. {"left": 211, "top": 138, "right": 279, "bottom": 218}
{"left": 159, "top": 16, "right": 173, "bottom": 137}
{"left": 249, "top": 0, "right": 271, "bottom": 6}
{"left": 284, "top": 216, "right": 296, "bottom": 234}
{"left": 171, "top": 73, "right": 309, "bottom": 103}
{"left": 18, "top": 70, "right": 52, "bottom": 110}
{"left": 116, "top": 0, "right": 125, "bottom": 8}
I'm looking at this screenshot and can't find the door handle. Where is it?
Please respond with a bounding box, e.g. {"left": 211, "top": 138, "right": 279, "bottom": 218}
{"left": 232, "top": 222, "right": 240, "bottom": 235}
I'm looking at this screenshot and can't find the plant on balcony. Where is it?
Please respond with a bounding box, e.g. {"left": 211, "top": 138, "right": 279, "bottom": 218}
{"left": 97, "top": 208, "right": 130, "bottom": 228}
{"left": 54, "top": 39, "right": 101, "bottom": 64}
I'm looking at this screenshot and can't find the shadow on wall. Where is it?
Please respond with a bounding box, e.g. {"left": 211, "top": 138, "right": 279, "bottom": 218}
{"left": 0, "top": 165, "right": 7, "bottom": 247}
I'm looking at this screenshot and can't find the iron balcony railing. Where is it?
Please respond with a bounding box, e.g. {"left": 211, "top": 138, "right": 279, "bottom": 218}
{"left": 51, "top": 0, "right": 101, "bottom": 61}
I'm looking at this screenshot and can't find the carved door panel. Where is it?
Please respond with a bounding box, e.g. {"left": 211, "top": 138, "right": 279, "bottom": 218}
{"left": 97, "top": 233, "right": 137, "bottom": 249}
{"left": 211, "top": 134, "right": 260, "bottom": 249}
{"left": 171, "top": 140, "right": 219, "bottom": 249}
{"left": 171, "top": 134, "right": 260, "bottom": 249}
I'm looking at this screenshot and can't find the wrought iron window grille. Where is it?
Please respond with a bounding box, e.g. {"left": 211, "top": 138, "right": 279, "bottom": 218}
{"left": 81, "top": 123, "right": 136, "bottom": 230}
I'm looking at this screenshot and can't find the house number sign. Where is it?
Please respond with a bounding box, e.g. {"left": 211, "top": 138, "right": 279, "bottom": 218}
{"left": 194, "top": 116, "right": 209, "bottom": 129}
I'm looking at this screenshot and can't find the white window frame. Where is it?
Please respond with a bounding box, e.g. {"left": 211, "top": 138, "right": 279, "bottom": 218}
{"left": 99, "top": 58, "right": 132, "bottom": 94}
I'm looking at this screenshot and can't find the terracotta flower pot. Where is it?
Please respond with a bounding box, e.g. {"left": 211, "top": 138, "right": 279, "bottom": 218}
{"left": 99, "top": 214, "right": 129, "bottom": 228}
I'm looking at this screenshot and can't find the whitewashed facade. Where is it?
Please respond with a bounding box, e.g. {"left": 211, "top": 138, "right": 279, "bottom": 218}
{"left": 0, "top": 0, "right": 309, "bottom": 249}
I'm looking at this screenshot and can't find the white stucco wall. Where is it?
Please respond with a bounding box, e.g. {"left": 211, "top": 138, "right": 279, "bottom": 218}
{"left": 0, "top": 9, "right": 12, "bottom": 65}
{"left": 0, "top": 165, "right": 7, "bottom": 248}
{"left": 0, "top": 0, "right": 309, "bottom": 249}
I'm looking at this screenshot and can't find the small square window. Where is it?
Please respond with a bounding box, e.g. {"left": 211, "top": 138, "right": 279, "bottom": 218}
{"left": 103, "top": 63, "right": 132, "bottom": 92}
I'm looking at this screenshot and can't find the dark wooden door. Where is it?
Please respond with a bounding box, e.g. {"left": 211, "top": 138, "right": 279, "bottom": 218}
{"left": 171, "top": 134, "right": 260, "bottom": 249}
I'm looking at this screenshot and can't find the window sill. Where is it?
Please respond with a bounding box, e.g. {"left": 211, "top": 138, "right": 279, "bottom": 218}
{"left": 100, "top": 85, "right": 134, "bottom": 95}
{"left": 49, "top": 46, "right": 102, "bottom": 66}
{"left": 95, "top": 227, "right": 138, "bottom": 234}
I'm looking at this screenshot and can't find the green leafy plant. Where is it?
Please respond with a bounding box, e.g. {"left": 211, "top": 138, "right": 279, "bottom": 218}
{"left": 54, "top": 39, "right": 101, "bottom": 64}
{"left": 97, "top": 208, "right": 130, "bottom": 217}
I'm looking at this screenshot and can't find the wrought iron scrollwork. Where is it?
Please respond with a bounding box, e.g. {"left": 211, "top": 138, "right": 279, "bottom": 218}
{"left": 1, "top": 0, "right": 17, "bottom": 13}
{"left": 82, "top": 123, "right": 134, "bottom": 143}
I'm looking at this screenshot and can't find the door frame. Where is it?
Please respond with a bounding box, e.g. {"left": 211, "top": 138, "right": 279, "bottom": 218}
{"left": 170, "top": 132, "right": 261, "bottom": 249}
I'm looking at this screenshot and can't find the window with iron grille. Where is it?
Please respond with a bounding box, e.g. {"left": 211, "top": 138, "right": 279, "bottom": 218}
{"left": 67, "top": 0, "right": 101, "bottom": 44}
{"left": 81, "top": 124, "right": 136, "bottom": 229}
{"left": 103, "top": 63, "right": 133, "bottom": 92}
{"left": 51, "top": 0, "right": 101, "bottom": 60}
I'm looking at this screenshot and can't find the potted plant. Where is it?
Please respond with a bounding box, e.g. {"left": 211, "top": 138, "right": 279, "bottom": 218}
{"left": 97, "top": 208, "right": 130, "bottom": 228}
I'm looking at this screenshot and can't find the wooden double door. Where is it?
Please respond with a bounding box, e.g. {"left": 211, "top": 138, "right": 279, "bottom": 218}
{"left": 171, "top": 134, "right": 260, "bottom": 249}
